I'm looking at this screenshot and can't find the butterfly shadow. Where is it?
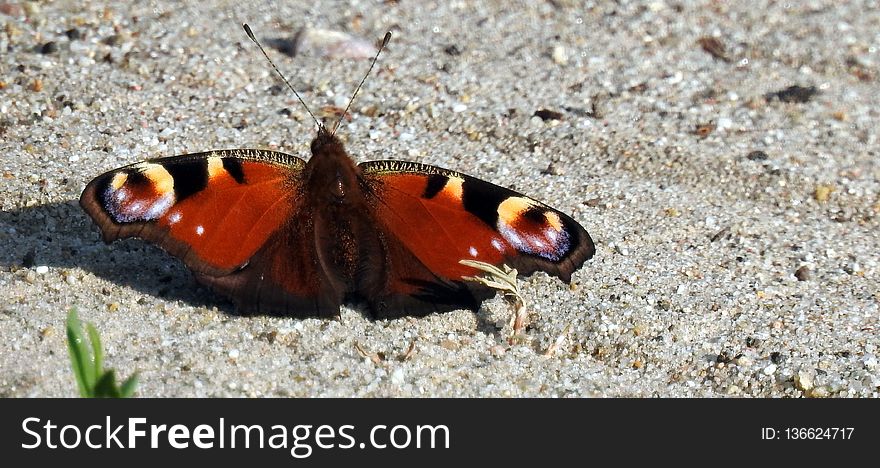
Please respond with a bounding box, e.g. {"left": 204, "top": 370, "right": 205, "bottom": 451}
{"left": 0, "top": 200, "right": 235, "bottom": 314}
{"left": 2, "top": 201, "right": 512, "bottom": 339}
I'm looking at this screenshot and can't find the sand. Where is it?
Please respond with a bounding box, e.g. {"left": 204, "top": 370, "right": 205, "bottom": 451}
{"left": 0, "top": 0, "right": 877, "bottom": 397}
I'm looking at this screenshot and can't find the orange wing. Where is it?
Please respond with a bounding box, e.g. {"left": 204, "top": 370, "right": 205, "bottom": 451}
{"left": 80, "top": 149, "right": 341, "bottom": 316}
{"left": 358, "top": 160, "right": 594, "bottom": 317}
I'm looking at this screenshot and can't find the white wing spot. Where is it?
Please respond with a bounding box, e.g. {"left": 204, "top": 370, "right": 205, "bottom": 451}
{"left": 196, "top": 225, "right": 204, "bottom": 236}
{"left": 468, "top": 246, "right": 478, "bottom": 257}
{"left": 168, "top": 210, "right": 182, "bottom": 225}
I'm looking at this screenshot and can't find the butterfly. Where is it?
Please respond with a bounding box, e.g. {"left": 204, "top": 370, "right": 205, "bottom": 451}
{"left": 78, "top": 26, "right": 595, "bottom": 319}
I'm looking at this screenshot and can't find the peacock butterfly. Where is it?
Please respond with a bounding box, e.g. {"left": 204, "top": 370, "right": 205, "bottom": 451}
{"left": 79, "top": 25, "right": 595, "bottom": 319}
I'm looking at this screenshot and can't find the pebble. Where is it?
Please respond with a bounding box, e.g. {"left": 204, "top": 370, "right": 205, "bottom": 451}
{"left": 390, "top": 368, "right": 405, "bottom": 385}
{"left": 40, "top": 41, "right": 59, "bottom": 54}
{"left": 452, "top": 103, "right": 467, "bottom": 113}
{"left": 794, "top": 370, "right": 814, "bottom": 392}
{"left": 228, "top": 349, "right": 240, "bottom": 359}
{"left": 551, "top": 45, "right": 568, "bottom": 65}
{"left": 65, "top": 28, "right": 83, "bottom": 41}
{"left": 533, "top": 109, "right": 564, "bottom": 121}
{"left": 794, "top": 266, "right": 811, "bottom": 281}
{"left": 288, "top": 28, "right": 377, "bottom": 59}
{"left": 158, "top": 128, "right": 176, "bottom": 141}
{"left": 735, "top": 356, "right": 753, "bottom": 367}
{"left": 762, "top": 364, "right": 777, "bottom": 375}
{"left": 35, "top": 265, "right": 49, "bottom": 274}
{"left": 814, "top": 184, "right": 834, "bottom": 202}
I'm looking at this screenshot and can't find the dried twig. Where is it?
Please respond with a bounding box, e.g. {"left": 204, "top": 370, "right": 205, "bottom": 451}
{"left": 354, "top": 341, "right": 383, "bottom": 365}
{"left": 400, "top": 338, "right": 418, "bottom": 361}
{"left": 543, "top": 324, "right": 571, "bottom": 357}
{"left": 459, "top": 260, "right": 529, "bottom": 344}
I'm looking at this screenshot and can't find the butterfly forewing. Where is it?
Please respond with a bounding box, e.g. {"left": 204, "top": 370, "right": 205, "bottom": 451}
{"left": 358, "top": 160, "right": 595, "bottom": 286}
{"left": 80, "top": 149, "right": 304, "bottom": 274}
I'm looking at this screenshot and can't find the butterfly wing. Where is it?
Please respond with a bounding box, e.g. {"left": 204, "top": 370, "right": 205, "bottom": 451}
{"left": 80, "top": 149, "right": 342, "bottom": 316}
{"left": 358, "top": 160, "right": 595, "bottom": 317}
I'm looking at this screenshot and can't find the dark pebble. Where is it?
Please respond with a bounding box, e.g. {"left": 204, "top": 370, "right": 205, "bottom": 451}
{"left": 443, "top": 44, "right": 462, "bottom": 56}
{"left": 746, "top": 150, "right": 768, "bottom": 161}
{"left": 533, "top": 109, "right": 564, "bottom": 121}
{"left": 541, "top": 163, "right": 563, "bottom": 176}
{"left": 697, "top": 36, "right": 730, "bottom": 62}
{"left": 103, "top": 34, "right": 121, "bottom": 47}
{"left": 40, "top": 41, "right": 59, "bottom": 54}
{"left": 267, "top": 37, "right": 297, "bottom": 57}
{"left": 794, "top": 266, "right": 811, "bottom": 281}
{"left": 65, "top": 28, "right": 83, "bottom": 41}
{"left": 770, "top": 352, "right": 782, "bottom": 364}
{"left": 766, "top": 85, "right": 818, "bottom": 103}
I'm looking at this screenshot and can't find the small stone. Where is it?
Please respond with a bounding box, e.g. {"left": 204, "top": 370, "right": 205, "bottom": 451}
{"left": 0, "top": 3, "right": 25, "bottom": 16}
{"left": 814, "top": 184, "right": 834, "bottom": 202}
{"left": 807, "top": 386, "right": 829, "bottom": 398}
{"left": 551, "top": 45, "right": 568, "bottom": 65}
{"left": 794, "top": 370, "right": 814, "bottom": 392}
{"left": 794, "top": 266, "right": 811, "bottom": 281}
{"left": 697, "top": 36, "right": 730, "bottom": 62}
{"left": 766, "top": 85, "right": 818, "bottom": 103}
{"left": 443, "top": 44, "right": 462, "bottom": 56}
{"left": 763, "top": 363, "right": 777, "bottom": 375}
{"left": 746, "top": 150, "right": 768, "bottom": 161}
{"left": 65, "top": 28, "right": 83, "bottom": 41}
{"left": 158, "top": 127, "right": 176, "bottom": 141}
{"left": 40, "top": 41, "right": 58, "bottom": 54}
{"left": 228, "top": 349, "right": 240, "bottom": 359}
{"left": 35, "top": 265, "right": 49, "bottom": 274}
{"left": 390, "top": 368, "right": 405, "bottom": 385}
{"left": 452, "top": 103, "right": 467, "bottom": 113}
{"left": 541, "top": 163, "right": 563, "bottom": 176}
{"left": 735, "top": 355, "right": 753, "bottom": 367}
{"left": 103, "top": 34, "right": 122, "bottom": 47}
{"left": 533, "top": 109, "right": 564, "bottom": 121}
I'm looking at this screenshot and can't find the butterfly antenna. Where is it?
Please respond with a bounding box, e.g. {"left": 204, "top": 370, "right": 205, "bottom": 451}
{"left": 331, "top": 31, "right": 392, "bottom": 136}
{"left": 242, "top": 23, "right": 322, "bottom": 130}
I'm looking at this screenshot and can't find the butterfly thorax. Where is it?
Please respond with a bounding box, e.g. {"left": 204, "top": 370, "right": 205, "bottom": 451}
{"left": 304, "top": 132, "right": 384, "bottom": 295}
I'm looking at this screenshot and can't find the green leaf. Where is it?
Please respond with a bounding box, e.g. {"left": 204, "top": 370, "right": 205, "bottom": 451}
{"left": 93, "top": 371, "right": 120, "bottom": 398}
{"left": 66, "top": 307, "right": 139, "bottom": 398}
{"left": 66, "top": 308, "right": 94, "bottom": 397}
{"left": 86, "top": 322, "right": 104, "bottom": 381}
{"left": 119, "top": 373, "right": 139, "bottom": 398}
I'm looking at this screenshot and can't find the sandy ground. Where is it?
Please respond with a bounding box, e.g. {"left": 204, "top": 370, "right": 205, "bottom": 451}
{"left": 0, "top": 0, "right": 878, "bottom": 397}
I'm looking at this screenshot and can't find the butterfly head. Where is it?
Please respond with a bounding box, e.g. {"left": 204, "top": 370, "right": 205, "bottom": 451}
{"left": 311, "top": 125, "right": 345, "bottom": 156}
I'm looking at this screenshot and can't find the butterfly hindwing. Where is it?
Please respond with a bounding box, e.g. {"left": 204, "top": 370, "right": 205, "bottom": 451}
{"left": 80, "top": 149, "right": 341, "bottom": 316}
{"left": 358, "top": 160, "right": 595, "bottom": 316}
